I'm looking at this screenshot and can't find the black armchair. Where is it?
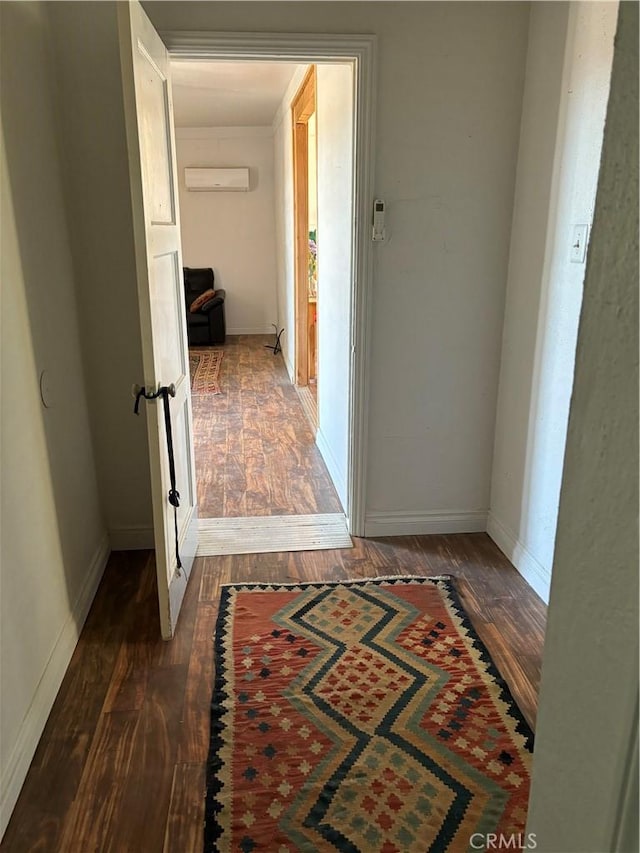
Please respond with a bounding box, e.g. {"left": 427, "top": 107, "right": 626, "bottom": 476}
{"left": 183, "top": 267, "right": 226, "bottom": 345}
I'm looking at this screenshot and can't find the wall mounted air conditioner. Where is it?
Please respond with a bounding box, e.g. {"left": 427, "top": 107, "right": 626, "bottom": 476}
{"left": 184, "top": 167, "right": 250, "bottom": 192}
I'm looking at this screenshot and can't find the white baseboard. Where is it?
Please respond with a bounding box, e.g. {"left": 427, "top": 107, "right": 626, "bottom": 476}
{"left": 226, "top": 327, "right": 277, "bottom": 336}
{"left": 315, "top": 429, "right": 347, "bottom": 511}
{"left": 109, "top": 526, "right": 154, "bottom": 550}
{"left": 0, "top": 533, "right": 110, "bottom": 837}
{"left": 364, "top": 509, "right": 488, "bottom": 538}
{"left": 487, "top": 511, "right": 551, "bottom": 603}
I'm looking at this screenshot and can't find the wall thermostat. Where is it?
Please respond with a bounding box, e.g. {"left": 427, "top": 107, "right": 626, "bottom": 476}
{"left": 372, "top": 198, "right": 386, "bottom": 242}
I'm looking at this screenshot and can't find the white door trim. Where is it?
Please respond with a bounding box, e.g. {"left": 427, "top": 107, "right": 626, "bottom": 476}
{"left": 161, "top": 30, "right": 377, "bottom": 537}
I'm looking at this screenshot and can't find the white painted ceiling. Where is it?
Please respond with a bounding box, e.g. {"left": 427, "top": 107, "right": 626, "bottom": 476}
{"left": 170, "top": 61, "right": 301, "bottom": 128}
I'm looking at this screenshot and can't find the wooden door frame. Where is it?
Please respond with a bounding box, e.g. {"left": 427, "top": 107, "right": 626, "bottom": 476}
{"left": 162, "top": 31, "right": 377, "bottom": 537}
{"left": 291, "top": 66, "right": 316, "bottom": 388}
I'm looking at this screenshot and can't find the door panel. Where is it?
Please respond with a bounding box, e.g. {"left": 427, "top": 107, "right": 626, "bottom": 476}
{"left": 150, "top": 251, "right": 186, "bottom": 380}
{"left": 135, "top": 44, "right": 176, "bottom": 224}
{"left": 118, "top": 1, "right": 197, "bottom": 638}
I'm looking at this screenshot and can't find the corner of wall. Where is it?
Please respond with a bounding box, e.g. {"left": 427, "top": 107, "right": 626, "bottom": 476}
{"left": 316, "top": 428, "right": 347, "bottom": 510}
{"left": 108, "top": 526, "right": 155, "bottom": 551}
{"left": 281, "top": 347, "right": 295, "bottom": 385}
{"left": 271, "top": 64, "right": 311, "bottom": 135}
{"left": 486, "top": 512, "right": 551, "bottom": 603}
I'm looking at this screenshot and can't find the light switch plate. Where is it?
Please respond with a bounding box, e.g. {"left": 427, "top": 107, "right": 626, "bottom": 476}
{"left": 570, "top": 224, "right": 589, "bottom": 264}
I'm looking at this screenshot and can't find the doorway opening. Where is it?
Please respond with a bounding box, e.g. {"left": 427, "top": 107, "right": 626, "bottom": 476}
{"left": 167, "top": 46, "right": 370, "bottom": 554}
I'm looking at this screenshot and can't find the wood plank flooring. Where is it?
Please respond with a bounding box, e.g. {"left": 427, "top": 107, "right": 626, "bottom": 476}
{"left": 2, "top": 535, "right": 546, "bottom": 853}
{"left": 191, "top": 335, "right": 341, "bottom": 519}
{"left": 3, "top": 334, "right": 547, "bottom": 849}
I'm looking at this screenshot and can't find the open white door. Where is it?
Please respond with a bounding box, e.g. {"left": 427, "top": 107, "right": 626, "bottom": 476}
{"left": 118, "top": 1, "right": 198, "bottom": 638}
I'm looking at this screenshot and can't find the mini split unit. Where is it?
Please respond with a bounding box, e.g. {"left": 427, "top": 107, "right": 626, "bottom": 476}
{"left": 184, "top": 167, "right": 250, "bottom": 192}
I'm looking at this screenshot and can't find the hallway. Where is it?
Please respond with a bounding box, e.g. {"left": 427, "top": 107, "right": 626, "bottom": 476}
{"left": 191, "top": 335, "right": 342, "bottom": 519}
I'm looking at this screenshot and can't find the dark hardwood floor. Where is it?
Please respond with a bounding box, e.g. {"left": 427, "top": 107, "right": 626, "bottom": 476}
{"left": 2, "top": 536, "right": 546, "bottom": 852}
{"left": 192, "top": 335, "right": 341, "bottom": 519}
{"left": 3, "top": 335, "right": 547, "bottom": 850}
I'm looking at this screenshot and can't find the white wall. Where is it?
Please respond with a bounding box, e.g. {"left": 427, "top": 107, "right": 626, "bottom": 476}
{"left": 357, "top": 3, "right": 528, "bottom": 536}
{"left": 488, "top": 2, "right": 617, "bottom": 602}
{"left": 0, "top": 3, "right": 108, "bottom": 834}
{"left": 527, "top": 3, "right": 638, "bottom": 847}
{"left": 315, "top": 64, "right": 354, "bottom": 510}
{"left": 176, "top": 127, "right": 278, "bottom": 335}
{"left": 48, "top": 2, "right": 153, "bottom": 549}
{"left": 273, "top": 65, "right": 309, "bottom": 379}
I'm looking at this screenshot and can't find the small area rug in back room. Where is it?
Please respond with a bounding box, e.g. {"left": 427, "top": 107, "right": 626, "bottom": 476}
{"left": 189, "top": 348, "right": 223, "bottom": 395}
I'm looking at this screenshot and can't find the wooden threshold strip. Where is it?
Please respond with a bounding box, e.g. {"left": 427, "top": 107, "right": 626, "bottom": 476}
{"left": 197, "top": 513, "right": 352, "bottom": 556}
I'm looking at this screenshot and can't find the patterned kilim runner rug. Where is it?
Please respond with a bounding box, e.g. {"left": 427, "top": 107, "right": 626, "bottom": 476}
{"left": 189, "top": 347, "right": 223, "bottom": 394}
{"left": 205, "top": 576, "right": 534, "bottom": 853}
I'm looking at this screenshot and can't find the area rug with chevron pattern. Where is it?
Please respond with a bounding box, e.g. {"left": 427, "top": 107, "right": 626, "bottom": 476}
{"left": 205, "top": 576, "right": 534, "bottom": 853}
